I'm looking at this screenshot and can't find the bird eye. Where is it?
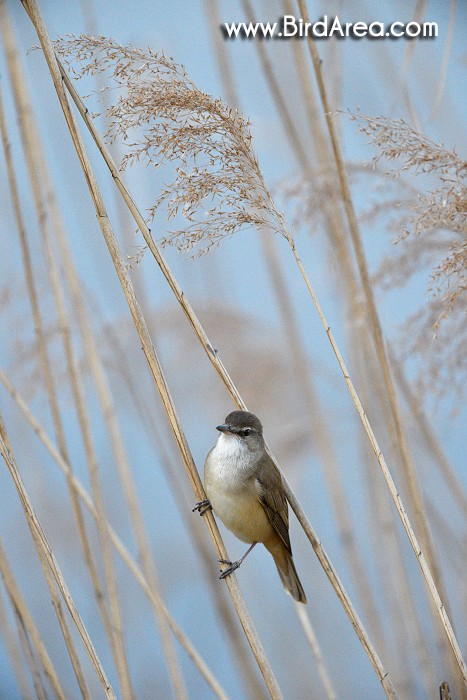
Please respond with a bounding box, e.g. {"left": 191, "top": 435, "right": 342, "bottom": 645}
{"left": 242, "top": 428, "right": 251, "bottom": 437}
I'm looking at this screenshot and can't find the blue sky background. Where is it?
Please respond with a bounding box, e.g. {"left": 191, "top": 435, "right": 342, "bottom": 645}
{"left": 0, "top": 1, "right": 466, "bottom": 698}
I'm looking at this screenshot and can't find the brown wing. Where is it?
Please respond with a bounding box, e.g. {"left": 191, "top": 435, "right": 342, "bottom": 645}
{"left": 254, "top": 457, "right": 292, "bottom": 554}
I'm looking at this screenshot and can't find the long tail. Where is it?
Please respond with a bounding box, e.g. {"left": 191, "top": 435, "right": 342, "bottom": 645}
{"left": 271, "top": 545, "right": 307, "bottom": 604}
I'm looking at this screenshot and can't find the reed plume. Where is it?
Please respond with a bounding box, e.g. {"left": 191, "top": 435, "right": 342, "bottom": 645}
{"left": 54, "top": 34, "right": 284, "bottom": 255}
{"left": 351, "top": 113, "right": 466, "bottom": 406}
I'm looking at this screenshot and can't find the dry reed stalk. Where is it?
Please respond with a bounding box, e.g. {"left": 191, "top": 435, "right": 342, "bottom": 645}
{"left": 0, "top": 15, "right": 134, "bottom": 699}
{"left": 0, "top": 580, "right": 35, "bottom": 700}
{"left": 390, "top": 350, "right": 467, "bottom": 514}
{"left": 0, "top": 84, "right": 91, "bottom": 700}
{"left": 280, "top": 12, "right": 398, "bottom": 630}
{"left": 0, "top": 90, "right": 117, "bottom": 688}
{"left": 430, "top": 0, "right": 457, "bottom": 120}
{"left": 5, "top": 12, "right": 187, "bottom": 692}
{"left": 427, "top": 502, "right": 467, "bottom": 577}
{"left": 298, "top": 0, "right": 441, "bottom": 585}
{"left": 388, "top": 0, "right": 425, "bottom": 130}
{"left": 13, "top": 606, "right": 47, "bottom": 700}
{"left": 41, "top": 278, "right": 134, "bottom": 700}
{"left": 284, "top": 221, "right": 466, "bottom": 684}
{"left": 202, "top": 0, "right": 239, "bottom": 110}
{"left": 402, "top": 0, "right": 427, "bottom": 77}
{"left": 0, "top": 423, "right": 89, "bottom": 698}
{"left": 286, "top": 25, "right": 418, "bottom": 679}
{"left": 363, "top": 457, "right": 422, "bottom": 695}
{"left": 354, "top": 274, "right": 444, "bottom": 696}
{"left": 1, "top": 555, "right": 49, "bottom": 699}
{"left": 31, "top": 90, "right": 187, "bottom": 700}
{"left": 335, "top": 128, "right": 466, "bottom": 700}
{"left": 284, "top": 24, "right": 446, "bottom": 692}
{"left": 0, "top": 371, "right": 230, "bottom": 700}
{"left": 0, "top": 424, "right": 115, "bottom": 698}
{"left": 353, "top": 338, "right": 438, "bottom": 696}
{"left": 294, "top": 603, "right": 337, "bottom": 700}
{"left": 54, "top": 221, "right": 188, "bottom": 700}
{"left": 261, "top": 231, "right": 387, "bottom": 650}
{"left": 294, "top": 10, "right": 448, "bottom": 604}
{"left": 0, "top": 5, "right": 66, "bottom": 474}
{"left": 22, "top": 3, "right": 283, "bottom": 697}
{"left": 0, "top": 4, "right": 118, "bottom": 674}
{"left": 31, "top": 548, "right": 90, "bottom": 699}
{"left": 297, "top": 0, "right": 466, "bottom": 683}
{"left": 241, "top": 0, "right": 309, "bottom": 173}
{"left": 47, "top": 35, "right": 400, "bottom": 700}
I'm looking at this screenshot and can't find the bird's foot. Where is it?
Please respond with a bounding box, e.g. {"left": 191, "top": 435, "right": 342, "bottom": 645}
{"left": 218, "top": 559, "right": 241, "bottom": 579}
{"left": 192, "top": 499, "right": 211, "bottom": 516}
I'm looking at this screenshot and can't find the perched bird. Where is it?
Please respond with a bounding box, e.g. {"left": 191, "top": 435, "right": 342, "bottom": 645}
{"left": 196, "top": 410, "right": 306, "bottom": 604}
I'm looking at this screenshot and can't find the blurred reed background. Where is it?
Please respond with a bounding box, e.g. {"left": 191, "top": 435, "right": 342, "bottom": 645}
{"left": 0, "top": 0, "right": 465, "bottom": 698}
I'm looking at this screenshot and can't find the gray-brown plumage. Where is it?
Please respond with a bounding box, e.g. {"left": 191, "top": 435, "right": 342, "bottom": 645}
{"left": 202, "top": 410, "right": 306, "bottom": 604}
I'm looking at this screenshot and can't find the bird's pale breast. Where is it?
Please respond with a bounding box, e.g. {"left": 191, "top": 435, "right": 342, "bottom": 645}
{"left": 204, "top": 439, "right": 274, "bottom": 544}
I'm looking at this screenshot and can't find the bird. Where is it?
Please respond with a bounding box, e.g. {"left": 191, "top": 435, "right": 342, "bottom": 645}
{"left": 195, "top": 410, "right": 306, "bottom": 604}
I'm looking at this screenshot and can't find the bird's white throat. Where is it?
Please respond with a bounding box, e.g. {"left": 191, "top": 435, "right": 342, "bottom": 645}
{"left": 211, "top": 432, "right": 257, "bottom": 475}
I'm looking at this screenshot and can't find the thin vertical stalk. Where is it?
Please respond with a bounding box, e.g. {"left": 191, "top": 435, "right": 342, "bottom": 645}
{"left": 55, "top": 219, "right": 187, "bottom": 700}
{"left": 354, "top": 335, "right": 437, "bottom": 695}
{"left": 0, "top": 2, "right": 115, "bottom": 673}
{"left": 297, "top": 0, "right": 464, "bottom": 683}
{"left": 0, "top": 424, "right": 89, "bottom": 698}
{"left": 22, "top": 3, "right": 283, "bottom": 696}
{"left": 297, "top": 0, "right": 449, "bottom": 614}
{"left": 430, "top": 0, "right": 457, "bottom": 119}
{"left": 295, "top": 603, "right": 337, "bottom": 700}
{"left": 13, "top": 610, "right": 47, "bottom": 700}
{"left": 202, "top": 0, "right": 240, "bottom": 109}
{"left": 0, "top": 12, "right": 133, "bottom": 697}
{"left": 283, "top": 225, "right": 466, "bottom": 684}
{"left": 0, "top": 426, "right": 115, "bottom": 699}
{"left": 261, "top": 231, "right": 386, "bottom": 653}
{"left": 0, "top": 580, "right": 34, "bottom": 700}
{"left": 241, "top": 0, "right": 309, "bottom": 173}
{"left": 392, "top": 0, "right": 425, "bottom": 130}
{"left": 390, "top": 350, "right": 467, "bottom": 514}
{"left": 42, "top": 227, "right": 135, "bottom": 699}
{"left": 0, "top": 83, "right": 90, "bottom": 700}
{"left": 33, "top": 548, "right": 91, "bottom": 699}
{"left": 286, "top": 19, "right": 439, "bottom": 691}
{"left": 6, "top": 8, "right": 186, "bottom": 692}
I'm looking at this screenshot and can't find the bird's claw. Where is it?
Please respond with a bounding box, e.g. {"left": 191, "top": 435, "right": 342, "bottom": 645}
{"left": 218, "top": 559, "right": 240, "bottom": 579}
{"left": 192, "top": 499, "right": 211, "bottom": 516}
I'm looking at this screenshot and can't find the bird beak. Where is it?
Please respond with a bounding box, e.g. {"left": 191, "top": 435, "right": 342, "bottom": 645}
{"left": 216, "top": 424, "right": 231, "bottom": 433}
